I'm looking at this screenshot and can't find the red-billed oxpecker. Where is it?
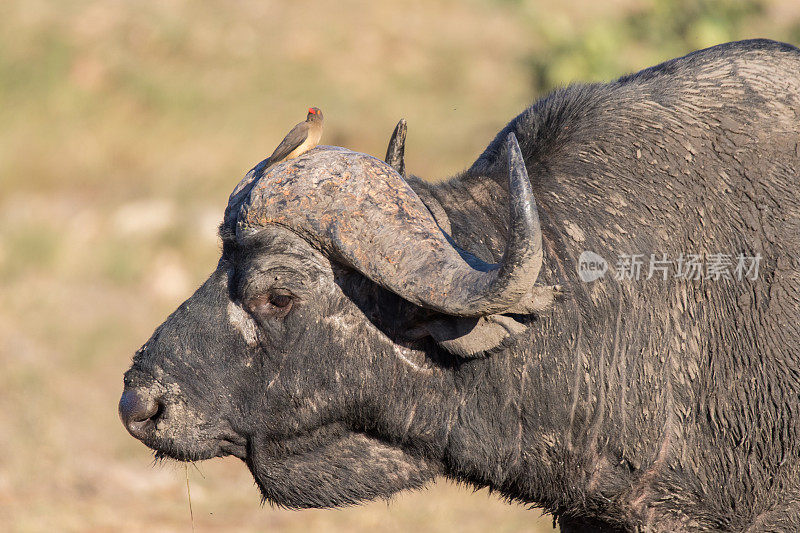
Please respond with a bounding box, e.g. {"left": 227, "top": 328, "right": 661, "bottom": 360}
{"left": 263, "top": 107, "right": 324, "bottom": 170}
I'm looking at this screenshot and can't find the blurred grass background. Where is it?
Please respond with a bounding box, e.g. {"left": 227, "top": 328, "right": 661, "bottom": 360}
{"left": 0, "top": 0, "right": 798, "bottom": 531}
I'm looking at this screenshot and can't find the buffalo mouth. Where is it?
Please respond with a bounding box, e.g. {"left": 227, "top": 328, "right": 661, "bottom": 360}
{"left": 131, "top": 421, "right": 250, "bottom": 463}
{"left": 150, "top": 434, "right": 249, "bottom": 463}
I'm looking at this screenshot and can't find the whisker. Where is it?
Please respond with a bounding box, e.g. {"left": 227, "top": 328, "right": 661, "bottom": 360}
{"left": 185, "top": 464, "right": 195, "bottom": 533}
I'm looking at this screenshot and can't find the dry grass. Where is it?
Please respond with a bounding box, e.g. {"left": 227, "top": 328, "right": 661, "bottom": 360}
{"left": 1, "top": 0, "right": 797, "bottom": 531}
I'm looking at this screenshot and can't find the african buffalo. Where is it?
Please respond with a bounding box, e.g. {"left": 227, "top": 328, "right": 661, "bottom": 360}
{"left": 120, "top": 39, "right": 800, "bottom": 531}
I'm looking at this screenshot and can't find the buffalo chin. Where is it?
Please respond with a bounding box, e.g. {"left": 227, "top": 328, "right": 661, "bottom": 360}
{"left": 247, "top": 430, "right": 441, "bottom": 509}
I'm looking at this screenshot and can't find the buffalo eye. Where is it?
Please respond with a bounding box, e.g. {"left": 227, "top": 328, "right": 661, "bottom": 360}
{"left": 245, "top": 290, "right": 294, "bottom": 319}
{"left": 269, "top": 293, "right": 292, "bottom": 309}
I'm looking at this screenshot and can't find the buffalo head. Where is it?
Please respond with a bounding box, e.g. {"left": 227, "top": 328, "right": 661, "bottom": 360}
{"left": 119, "top": 134, "right": 553, "bottom": 507}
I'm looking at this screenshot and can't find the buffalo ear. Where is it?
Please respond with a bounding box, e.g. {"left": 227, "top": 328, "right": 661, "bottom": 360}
{"left": 402, "top": 283, "right": 563, "bottom": 357}
{"left": 406, "top": 314, "right": 529, "bottom": 358}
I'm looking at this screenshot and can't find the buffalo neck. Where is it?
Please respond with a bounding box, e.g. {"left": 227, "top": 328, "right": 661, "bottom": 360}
{"left": 401, "top": 172, "right": 583, "bottom": 507}
{"left": 408, "top": 168, "right": 662, "bottom": 518}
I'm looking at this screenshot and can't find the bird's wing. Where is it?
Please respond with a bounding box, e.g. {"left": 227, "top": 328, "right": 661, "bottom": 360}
{"left": 267, "top": 122, "right": 310, "bottom": 164}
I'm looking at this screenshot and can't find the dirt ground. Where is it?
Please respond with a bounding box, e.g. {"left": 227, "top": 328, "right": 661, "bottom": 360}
{"left": 1, "top": 0, "right": 797, "bottom": 531}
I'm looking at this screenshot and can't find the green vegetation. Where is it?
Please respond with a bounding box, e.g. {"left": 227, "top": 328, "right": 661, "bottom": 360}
{"left": 527, "top": 0, "right": 799, "bottom": 92}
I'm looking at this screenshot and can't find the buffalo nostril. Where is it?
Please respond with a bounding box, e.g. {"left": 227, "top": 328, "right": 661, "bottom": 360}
{"left": 119, "top": 388, "right": 162, "bottom": 440}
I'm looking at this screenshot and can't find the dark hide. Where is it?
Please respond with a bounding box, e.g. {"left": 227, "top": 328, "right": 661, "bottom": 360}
{"left": 122, "top": 40, "right": 800, "bottom": 531}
